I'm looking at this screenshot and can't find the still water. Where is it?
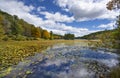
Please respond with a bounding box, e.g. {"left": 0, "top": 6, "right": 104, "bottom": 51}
{"left": 3, "top": 41, "right": 120, "bottom": 78}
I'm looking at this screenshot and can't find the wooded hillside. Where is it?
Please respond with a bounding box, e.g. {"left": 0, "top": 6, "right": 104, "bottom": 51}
{"left": 0, "top": 10, "right": 63, "bottom": 41}
{"left": 78, "top": 29, "right": 116, "bottom": 40}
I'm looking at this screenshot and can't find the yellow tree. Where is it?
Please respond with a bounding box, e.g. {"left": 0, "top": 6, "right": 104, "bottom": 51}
{"left": 42, "top": 30, "right": 50, "bottom": 39}
{"left": 31, "top": 27, "right": 41, "bottom": 38}
{"left": 34, "top": 27, "right": 41, "bottom": 38}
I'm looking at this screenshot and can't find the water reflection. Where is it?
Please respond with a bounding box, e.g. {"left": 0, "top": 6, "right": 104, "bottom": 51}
{"left": 4, "top": 42, "right": 119, "bottom": 78}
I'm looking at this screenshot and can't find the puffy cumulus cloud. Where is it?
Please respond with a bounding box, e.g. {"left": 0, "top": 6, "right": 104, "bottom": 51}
{"left": 40, "top": 12, "right": 74, "bottom": 23}
{"left": 55, "top": 0, "right": 119, "bottom": 21}
{"left": 0, "top": 0, "right": 34, "bottom": 13}
{"left": 97, "top": 21, "right": 116, "bottom": 29}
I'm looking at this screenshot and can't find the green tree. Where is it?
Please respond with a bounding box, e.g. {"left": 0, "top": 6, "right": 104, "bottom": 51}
{"left": 50, "top": 31, "right": 54, "bottom": 40}
{"left": 10, "top": 15, "right": 23, "bottom": 35}
{"left": 64, "top": 33, "right": 75, "bottom": 40}
{"left": 0, "top": 15, "right": 11, "bottom": 35}
{"left": 17, "top": 19, "right": 30, "bottom": 36}
{"left": 31, "top": 26, "right": 36, "bottom": 37}
{"left": 11, "top": 22, "right": 22, "bottom": 35}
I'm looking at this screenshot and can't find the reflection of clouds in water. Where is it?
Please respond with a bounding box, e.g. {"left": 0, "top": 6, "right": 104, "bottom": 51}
{"left": 78, "top": 49, "right": 119, "bottom": 68}
{"left": 45, "top": 59, "right": 68, "bottom": 66}
{"left": 32, "top": 44, "right": 119, "bottom": 78}
{"left": 98, "top": 50, "right": 118, "bottom": 58}
{"left": 43, "top": 56, "right": 95, "bottom": 78}
{"left": 99, "top": 59, "right": 119, "bottom": 67}
{"left": 57, "top": 68, "right": 94, "bottom": 78}
{"left": 75, "top": 68, "right": 94, "bottom": 78}
{"left": 86, "top": 51, "right": 119, "bottom": 67}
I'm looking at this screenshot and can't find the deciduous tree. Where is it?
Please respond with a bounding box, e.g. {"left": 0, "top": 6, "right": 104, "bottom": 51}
{"left": 42, "top": 30, "right": 50, "bottom": 39}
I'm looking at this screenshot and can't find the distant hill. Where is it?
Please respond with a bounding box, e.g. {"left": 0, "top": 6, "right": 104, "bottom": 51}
{"left": 76, "top": 29, "right": 116, "bottom": 40}
{"left": 0, "top": 10, "right": 63, "bottom": 40}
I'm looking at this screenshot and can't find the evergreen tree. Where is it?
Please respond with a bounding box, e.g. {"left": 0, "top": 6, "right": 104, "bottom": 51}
{"left": 50, "top": 31, "right": 54, "bottom": 40}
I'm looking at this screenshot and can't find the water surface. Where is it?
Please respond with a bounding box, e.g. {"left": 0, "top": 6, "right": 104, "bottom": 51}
{"left": 3, "top": 41, "right": 120, "bottom": 78}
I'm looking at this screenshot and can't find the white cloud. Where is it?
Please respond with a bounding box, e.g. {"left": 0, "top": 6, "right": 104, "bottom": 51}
{"left": 97, "top": 21, "right": 116, "bottom": 29}
{"left": 99, "top": 59, "right": 119, "bottom": 67}
{"left": 0, "top": 0, "right": 34, "bottom": 13}
{"left": 58, "top": 68, "right": 94, "bottom": 78}
{"left": 37, "top": 6, "right": 46, "bottom": 12}
{"left": 55, "top": 0, "right": 119, "bottom": 21}
{"left": 40, "top": 12, "right": 74, "bottom": 23}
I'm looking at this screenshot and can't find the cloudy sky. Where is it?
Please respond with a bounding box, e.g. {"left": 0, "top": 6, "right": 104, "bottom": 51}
{"left": 0, "top": 0, "right": 119, "bottom": 37}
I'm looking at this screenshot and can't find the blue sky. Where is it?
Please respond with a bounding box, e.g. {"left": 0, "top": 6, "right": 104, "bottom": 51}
{"left": 0, "top": 0, "right": 119, "bottom": 36}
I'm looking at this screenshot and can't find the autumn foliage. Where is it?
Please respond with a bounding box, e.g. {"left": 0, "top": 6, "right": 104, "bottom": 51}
{"left": 42, "top": 30, "right": 50, "bottom": 39}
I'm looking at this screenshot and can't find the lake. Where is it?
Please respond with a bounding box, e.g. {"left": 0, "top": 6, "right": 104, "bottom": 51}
{"left": 2, "top": 40, "right": 120, "bottom": 78}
